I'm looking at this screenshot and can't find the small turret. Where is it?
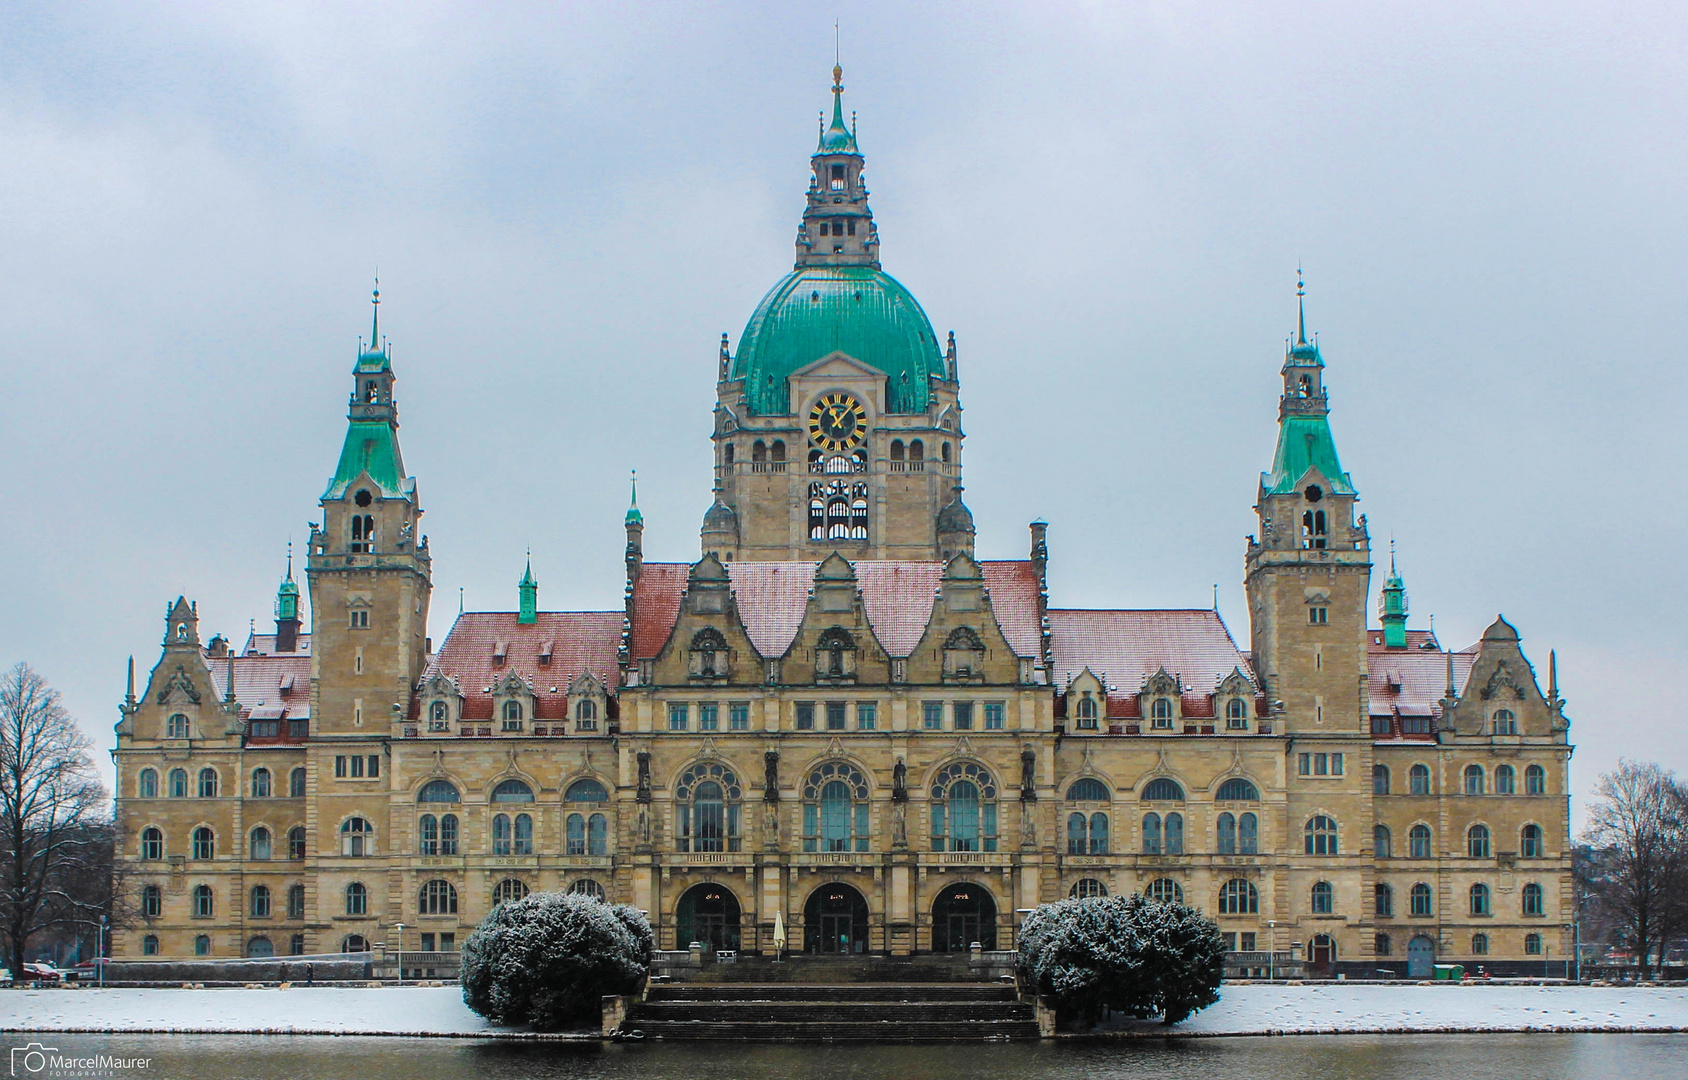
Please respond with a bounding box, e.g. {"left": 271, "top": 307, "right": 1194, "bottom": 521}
{"left": 1379, "top": 542, "right": 1408, "bottom": 648}
{"left": 625, "top": 469, "right": 644, "bottom": 587}
{"left": 518, "top": 555, "right": 538, "bottom": 625}
{"left": 275, "top": 542, "right": 301, "bottom": 652}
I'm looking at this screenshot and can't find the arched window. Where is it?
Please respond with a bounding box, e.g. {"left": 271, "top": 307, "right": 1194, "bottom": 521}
{"left": 491, "top": 779, "right": 534, "bottom": 803}
{"left": 1141, "top": 777, "right": 1185, "bottom": 802}
{"left": 1373, "top": 764, "right": 1390, "bottom": 796}
{"left": 1238, "top": 812, "right": 1259, "bottom": 854}
{"left": 1311, "top": 880, "right": 1334, "bottom": 914}
{"left": 1073, "top": 694, "right": 1099, "bottom": 728}
{"left": 287, "top": 884, "right": 305, "bottom": 919}
{"left": 192, "top": 826, "right": 214, "bottom": 860}
{"left": 1410, "top": 882, "right": 1433, "bottom": 917}
{"left": 587, "top": 812, "right": 607, "bottom": 855}
{"left": 1468, "top": 824, "right": 1491, "bottom": 858}
{"left": 345, "top": 882, "right": 367, "bottom": 916}
{"left": 193, "top": 883, "right": 214, "bottom": 917}
{"left": 1226, "top": 697, "right": 1247, "bottom": 727}
{"left": 752, "top": 439, "right": 767, "bottom": 463}
{"left": 803, "top": 761, "right": 871, "bottom": 853}
{"left": 1142, "top": 812, "right": 1161, "bottom": 854}
{"left": 250, "top": 884, "right": 271, "bottom": 918}
{"left": 1409, "top": 824, "right": 1433, "bottom": 859}
{"left": 418, "top": 779, "right": 460, "bottom": 803}
{"left": 770, "top": 439, "right": 786, "bottom": 463}
{"left": 350, "top": 513, "right": 375, "bottom": 552}
{"left": 724, "top": 443, "right": 735, "bottom": 465}
{"left": 1374, "top": 824, "right": 1392, "bottom": 858}
{"left": 676, "top": 762, "right": 742, "bottom": 853}
{"left": 1472, "top": 933, "right": 1489, "bottom": 955}
{"left": 1522, "top": 882, "right": 1544, "bottom": 916}
{"left": 419, "top": 814, "right": 439, "bottom": 855}
{"left": 1305, "top": 815, "right": 1338, "bottom": 855}
{"left": 342, "top": 934, "right": 369, "bottom": 953}
{"left": 1375, "top": 882, "right": 1394, "bottom": 918}
{"left": 141, "top": 884, "right": 161, "bottom": 918}
{"left": 1067, "top": 777, "right": 1110, "bottom": 802}
{"left": 570, "top": 878, "right": 606, "bottom": 900}
{"left": 1217, "top": 812, "right": 1237, "bottom": 854}
{"left": 142, "top": 934, "right": 160, "bottom": 955}
{"left": 247, "top": 936, "right": 274, "bottom": 958}
{"left": 251, "top": 768, "right": 272, "bottom": 798}
{"left": 1163, "top": 812, "right": 1184, "bottom": 855}
{"left": 575, "top": 699, "right": 597, "bottom": 726}
{"left": 1150, "top": 697, "right": 1174, "bottom": 727}
{"left": 198, "top": 768, "right": 219, "bottom": 798}
{"left": 552, "top": 779, "right": 605, "bottom": 807}
{"left": 1521, "top": 823, "right": 1544, "bottom": 859}
{"left": 1218, "top": 879, "right": 1259, "bottom": 915}
{"left": 941, "top": 441, "right": 952, "bottom": 463}
{"left": 1469, "top": 882, "right": 1491, "bottom": 916}
{"left": 194, "top": 933, "right": 212, "bottom": 955}
{"left": 1067, "top": 812, "right": 1087, "bottom": 854}
{"left": 167, "top": 713, "right": 190, "bottom": 739}
{"left": 1464, "top": 764, "right": 1485, "bottom": 795}
{"left": 1495, "top": 764, "right": 1516, "bottom": 795}
{"left": 1146, "top": 878, "right": 1183, "bottom": 904}
{"left": 1069, "top": 878, "right": 1108, "bottom": 899}
{"left": 340, "top": 817, "right": 372, "bottom": 856}
{"left": 429, "top": 700, "right": 450, "bottom": 730}
{"left": 1492, "top": 708, "right": 1517, "bottom": 735}
{"left": 908, "top": 439, "right": 924, "bottom": 462}
{"left": 1526, "top": 765, "right": 1546, "bottom": 795}
{"left": 140, "top": 827, "right": 163, "bottom": 860}
{"left": 1409, "top": 764, "right": 1431, "bottom": 796}
{"left": 501, "top": 699, "right": 524, "bottom": 730}
{"left": 930, "top": 762, "right": 998, "bottom": 853}
{"left": 139, "top": 768, "right": 158, "bottom": 799}
{"left": 420, "top": 879, "right": 458, "bottom": 915}
{"left": 890, "top": 439, "right": 905, "bottom": 461}
{"left": 1525, "top": 932, "right": 1543, "bottom": 955}
{"left": 566, "top": 813, "right": 586, "bottom": 855}
{"left": 288, "top": 826, "right": 307, "bottom": 859}
{"left": 249, "top": 826, "right": 271, "bottom": 860}
{"left": 492, "top": 812, "right": 533, "bottom": 856}
{"left": 493, "top": 878, "right": 530, "bottom": 907}
{"left": 1215, "top": 778, "right": 1259, "bottom": 801}
{"left": 289, "top": 767, "right": 306, "bottom": 797}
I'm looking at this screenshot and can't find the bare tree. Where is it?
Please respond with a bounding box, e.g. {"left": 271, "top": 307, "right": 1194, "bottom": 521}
{"left": 1580, "top": 760, "right": 1688, "bottom": 977}
{"left": 0, "top": 663, "right": 109, "bottom": 973}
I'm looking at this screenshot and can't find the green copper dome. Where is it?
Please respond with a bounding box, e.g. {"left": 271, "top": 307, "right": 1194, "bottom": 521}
{"left": 732, "top": 265, "right": 943, "bottom": 415}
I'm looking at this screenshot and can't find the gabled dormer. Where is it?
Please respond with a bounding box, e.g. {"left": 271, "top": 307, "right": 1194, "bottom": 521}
{"left": 489, "top": 669, "right": 534, "bottom": 734}
{"left": 1439, "top": 616, "right": 1569, "bottom": 740}
{"left": 1140, "top": 667, "right": 1183, "bottom": 731}
{"left": 566, "top": 670, "right": 610, "bottom": 734}
{"left": 1063, "top": 669, "right": 1106, "bottom": 732}
{"left": 417, "top": 671, "right": 461, "bottom": 733}
{"left": 1214, "top": 667, "right": 1257, "bottom": 732}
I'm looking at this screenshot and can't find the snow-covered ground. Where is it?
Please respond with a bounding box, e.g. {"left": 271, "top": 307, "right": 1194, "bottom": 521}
{"left": 3, "top": 983, "right": 1687, "bottom": 1038}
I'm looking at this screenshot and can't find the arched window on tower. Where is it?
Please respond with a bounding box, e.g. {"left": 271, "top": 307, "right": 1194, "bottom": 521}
{"left": 809, "top": 484, "right": 826, "bottom": 539}
{"left": 770, "top": 440, "right": 786, "bottom": 464}
{"left": 350, "top": 514, "right": 375, "bottom": 553}
{"left": 1301, "top": 509, "right": 1328, "bottom": 550}
{"left": 891, "top": 440, "right": 905, "bottom": 464}
{"left": 850, "top": 483, "right": 868, "bottom": 539}
{"left": 909, "top": 439, "right": 924, "bottom": 463}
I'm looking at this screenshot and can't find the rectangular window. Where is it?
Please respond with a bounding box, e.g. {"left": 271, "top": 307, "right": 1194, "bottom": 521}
{"left": 1309, "top": 607, "right": 1328, "bottom": 625}
{"left": 856, "top": 702, "right": 876, "bottom": 731}
{"left": 729, "top": 702, "right": 750, "bottom": 731}
{"left": 984, "top": 702, "right": 1005, "bottom": 730}
{"left": 1314, "top": 753, "right": 1329, "bottom": 776}
{"left": 1222, "top": 932, "right": 1238, "bottom": 952}
{"left": 846, "top": 219, "right": 857, "bottom": 236}
{"left": 1371, "top": 715, "right": 1393, "bottom": 736}
{"left": 922, "top": 702, "right": 944, "bottom": 730}
{"left": 335, "top": 755, "right": 348, "bottom": 778}
{"left": 347, "top": 755, "right": 365, "bottom": 778}
{"left": 699, "top": 703, "right": 719, "bottom": 731}
{"left": 1240, "top": 932, "right": 1257, "bottom": 951}
{"left": 439, "top": 932, "right": 455, "bottom": 952}
{"left": 420, "top": 932, "right": 435, "bottom": 952}
{"left": 350, "top": 609, "right": 370, "bottom": 628}
{"left": 1330, "top": 752, "right": 1344, "bottom": 776}
{"left": 668, "top": 703, "right": 688, "bottom": 731}
{"left": 825, "top": 701, "right": 847, "bottom": 730}
{"left": 1298, "top": 753, "right": 1310, "bottom": 776}
{"left": 795, "top": 702, "right": 816, "bottom": 730}
{"left": 952, "top": 702, "right": 974, "bottom": 730}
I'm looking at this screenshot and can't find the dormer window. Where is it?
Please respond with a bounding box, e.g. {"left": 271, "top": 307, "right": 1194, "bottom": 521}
{"left": 1492, "top": 708, "right": 1517, "bottom": 735}
{"left": 501, "top": 700, "right": 524, "bottom": 732}
{"left": 575, "top": 699, "right": 598, "bottom": 731}
{"left": 168, "top": 713, "right": 190, "bottom": 739}
{"left": 1073, "top": 693, "right": 1099, "bottom": 730}
{"left": 1226, "top": 697, "right": 1248, "bottom": 729}
{"left": 428, "top": 700, "right": 449, "bottom": 732}
{"left": 538, "top": 641, "right": 554, "bottom": 666}
{"left": 492, "top": 640, "right": 507, "bottom": 665}
{"left": 1151, "top": 697, "right": 1174, "bottom": 729}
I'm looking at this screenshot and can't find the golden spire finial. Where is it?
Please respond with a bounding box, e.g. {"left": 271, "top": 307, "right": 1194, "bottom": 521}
{"left": 833, "top": 20, "right": 843, "bottom": 94}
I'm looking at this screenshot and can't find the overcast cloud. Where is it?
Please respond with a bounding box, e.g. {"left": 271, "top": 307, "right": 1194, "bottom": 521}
{"left": 2, "top": 2, "right": 1683, "bottom": 824}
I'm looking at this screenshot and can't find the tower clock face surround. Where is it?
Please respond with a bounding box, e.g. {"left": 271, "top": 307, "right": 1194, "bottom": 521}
{"left": 808, "top": 392, "right": 868, "bottom": 452}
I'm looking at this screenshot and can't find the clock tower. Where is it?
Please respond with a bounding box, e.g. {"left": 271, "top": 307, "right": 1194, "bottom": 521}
{"left": 702, "top": 65, "right": 969, "bottom": 563}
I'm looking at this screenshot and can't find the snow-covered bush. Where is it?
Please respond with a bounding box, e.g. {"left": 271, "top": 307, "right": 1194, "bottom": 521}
{"left": 1018, "top": 892, "right": 1224, "bottom": 1027}
{"left": 460, "top": 890, "right": 651, "bottom": 1031}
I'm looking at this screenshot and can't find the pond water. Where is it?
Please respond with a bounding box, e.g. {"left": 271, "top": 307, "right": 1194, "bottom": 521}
{"left": 14, "top": 1033, "right": 1687, "bottom": 1080}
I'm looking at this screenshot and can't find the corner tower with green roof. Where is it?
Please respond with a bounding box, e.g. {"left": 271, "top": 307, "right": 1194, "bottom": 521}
{"left": 706, "top": 64, "right": 971, "bottom": 562}
{"left": 306, "top": 283, "right": 432, "bottom": 739}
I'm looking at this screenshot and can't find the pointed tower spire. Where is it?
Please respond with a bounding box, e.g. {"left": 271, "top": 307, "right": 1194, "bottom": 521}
{"left": 327, "top": 284, "right": 407, "bottom": 499}
{"left": 518, "top": 551, "right": 538, "bottom": 625}
{"left": 1263, "top": 268, "right": 1352, "bottom": 498}
{"left": 125, "top": 656, "right": 136, "bottom": 709}
{"left": 1296, "top": 265, "right": 1307, "bottom": 345}
{"left": 625, "top": 469, "right": 643, "bottom": 526}
{"left": 370, "top": 275, "right": 381, "bottom": 351}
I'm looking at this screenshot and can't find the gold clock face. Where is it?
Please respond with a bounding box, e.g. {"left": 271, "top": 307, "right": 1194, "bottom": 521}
{"left": 808, "top": 392, "right": 867, "bottom": 452}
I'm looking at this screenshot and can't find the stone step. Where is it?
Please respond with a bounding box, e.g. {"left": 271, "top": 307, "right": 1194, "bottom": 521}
{"left": 647, "top": 983, "right": 1017, "bottom": 1003}
{"left": 629, "top": 1018, "right": 1040, "bottom": 1042}
{"left": 633, "top": 1001, "right": 1031, "bottom": 1023}
{"left": 676, "top": 955, "right": 988, "bottom": 983}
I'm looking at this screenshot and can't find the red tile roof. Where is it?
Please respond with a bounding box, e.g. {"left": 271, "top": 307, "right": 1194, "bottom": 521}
{"left": 427, "top": 611, "right": 622, "bottom": 720}
{"left": 980, "top": 560, "right": 1043, "bottom": 658}
{"left": 726, "top": 561, "right": 823, "bottom": 658}
{"left": 630, "top": 563, "right": 689, "bottom": 659}
{"left": 242, "top": 632, "right": 310, "bottom": 656}
{"left": 853, "top": 562, "right": 943, "bottom": 656}
{"left": 198, "top": 640, "right": 313, "bottom": 722}
{"left": 1048, "top": 609, "right": 1255, "bottom": 698}
{"left": 1367, "top": 631, "right": 1478, "bottom": 723}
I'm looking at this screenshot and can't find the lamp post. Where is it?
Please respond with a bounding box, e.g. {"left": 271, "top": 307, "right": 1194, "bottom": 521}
{"left": 1268, "top": 921, "right": 1277, "bottom": 981}
{"left": 98, "top": 915, "right": 107, "bottom": 989}
{"left": 394, "top": 922, "right": 405, "bottom": 981}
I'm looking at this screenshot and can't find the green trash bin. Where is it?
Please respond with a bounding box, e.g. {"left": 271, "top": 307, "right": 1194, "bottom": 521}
{"left": 1433, "top": 964, "right": 1465, "bottom": 981}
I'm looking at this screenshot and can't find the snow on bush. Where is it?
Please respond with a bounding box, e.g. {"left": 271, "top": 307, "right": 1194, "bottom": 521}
{"left": 1018, "top": 892, "right": 1225, "bottom": 1027}
{"left": 460, "top": 890, "right": 651, "bottom": 1031}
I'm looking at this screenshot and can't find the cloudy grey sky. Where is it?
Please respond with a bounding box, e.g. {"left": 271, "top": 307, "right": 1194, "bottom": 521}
{"left": 2, "top": 2, "right": 1683, "bottom": 822}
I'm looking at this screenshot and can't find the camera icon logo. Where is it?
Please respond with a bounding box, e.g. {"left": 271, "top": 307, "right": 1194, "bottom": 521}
{"left": 10, "top": 1043, "right": 57, "bottom": 1076}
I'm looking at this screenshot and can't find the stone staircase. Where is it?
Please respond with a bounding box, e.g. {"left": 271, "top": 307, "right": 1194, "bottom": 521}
{"left": 627, "top": 981, "right": 1039, "bottom": 1041}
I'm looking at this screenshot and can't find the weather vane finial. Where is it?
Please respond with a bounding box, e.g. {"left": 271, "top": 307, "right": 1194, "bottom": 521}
{"left": 370, "top": 272, "right": 382, "bottom": 350}
{"left": 833, "top": 20, "right": 843, "bottom": 94}
{"left": 1295, "top": 264, "right": 1307, "bottom": 346}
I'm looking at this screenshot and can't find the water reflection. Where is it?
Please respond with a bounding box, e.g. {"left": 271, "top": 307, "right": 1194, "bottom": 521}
{"left": 17, "top": 1033, "right": 1686, "bottom": 1080}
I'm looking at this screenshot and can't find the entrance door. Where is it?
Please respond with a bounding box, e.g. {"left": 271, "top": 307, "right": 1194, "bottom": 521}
{"left": 676, "top": 883, "right": 741, "bottom": 951}
{"left": 804, "top": 883, "right": 869, "bottom": 954}
{"left": 931, "top": 883, "right": 997, "bottom": 952}
{"left": 1310, "top": 934, "right": 1335, "bottom": 974}
{"left": 1407, "top": 935, "right": 1435, "bottom": 978}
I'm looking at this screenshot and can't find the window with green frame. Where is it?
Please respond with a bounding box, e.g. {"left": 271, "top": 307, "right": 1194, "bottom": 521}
{"left": 922, "top": 702, "right": 943, "bottom": 730}
{"left": 667, "top": 703, "right": 688, "bottom": 731}
{"left": 984, "top": 702, "right": 1005, "bottom": 729}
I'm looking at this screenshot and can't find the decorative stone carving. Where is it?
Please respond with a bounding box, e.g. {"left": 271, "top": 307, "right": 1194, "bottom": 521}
{"left": 764, "top": 750, "right": 780, "bottom": 802}
{"left": 636, "top": 750, "right": 652, "bottom": 804}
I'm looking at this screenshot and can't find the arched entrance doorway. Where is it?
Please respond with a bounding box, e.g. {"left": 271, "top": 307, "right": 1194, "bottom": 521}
{"left": 675, "top": 883, "right": 740, "bottom": 951}
{"left": 804, "top": 882, "right": 870, "bottom": 954}
{"left": 931, "top": 883, "right": 997, "bottom": 952}
{"left": 1407, "top": 934, "right": 1436, "bottom": 978}
{"left": 1309, "top": 933, "right": 1336, "bottom": 975}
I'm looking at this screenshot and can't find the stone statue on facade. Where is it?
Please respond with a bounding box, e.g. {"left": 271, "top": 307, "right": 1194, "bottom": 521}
{"left": 764, "top": 749, "right": 780, "bottom": 802}
{"left": 892, "top": 801, "right": 908, "bottom": 849}
{"left": 892, "top": 757, "right": 907, "bottom": 802}
{"left": 1020, "top": 747, "right": 1037, "bottom": 799}
{"left": 636, "top": 749, "right": 652, "bottom": 803}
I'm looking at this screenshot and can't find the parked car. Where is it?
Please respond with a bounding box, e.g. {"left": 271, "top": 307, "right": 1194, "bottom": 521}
{"left": 17, "top": 963, "right": 62, "bottom": 983}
